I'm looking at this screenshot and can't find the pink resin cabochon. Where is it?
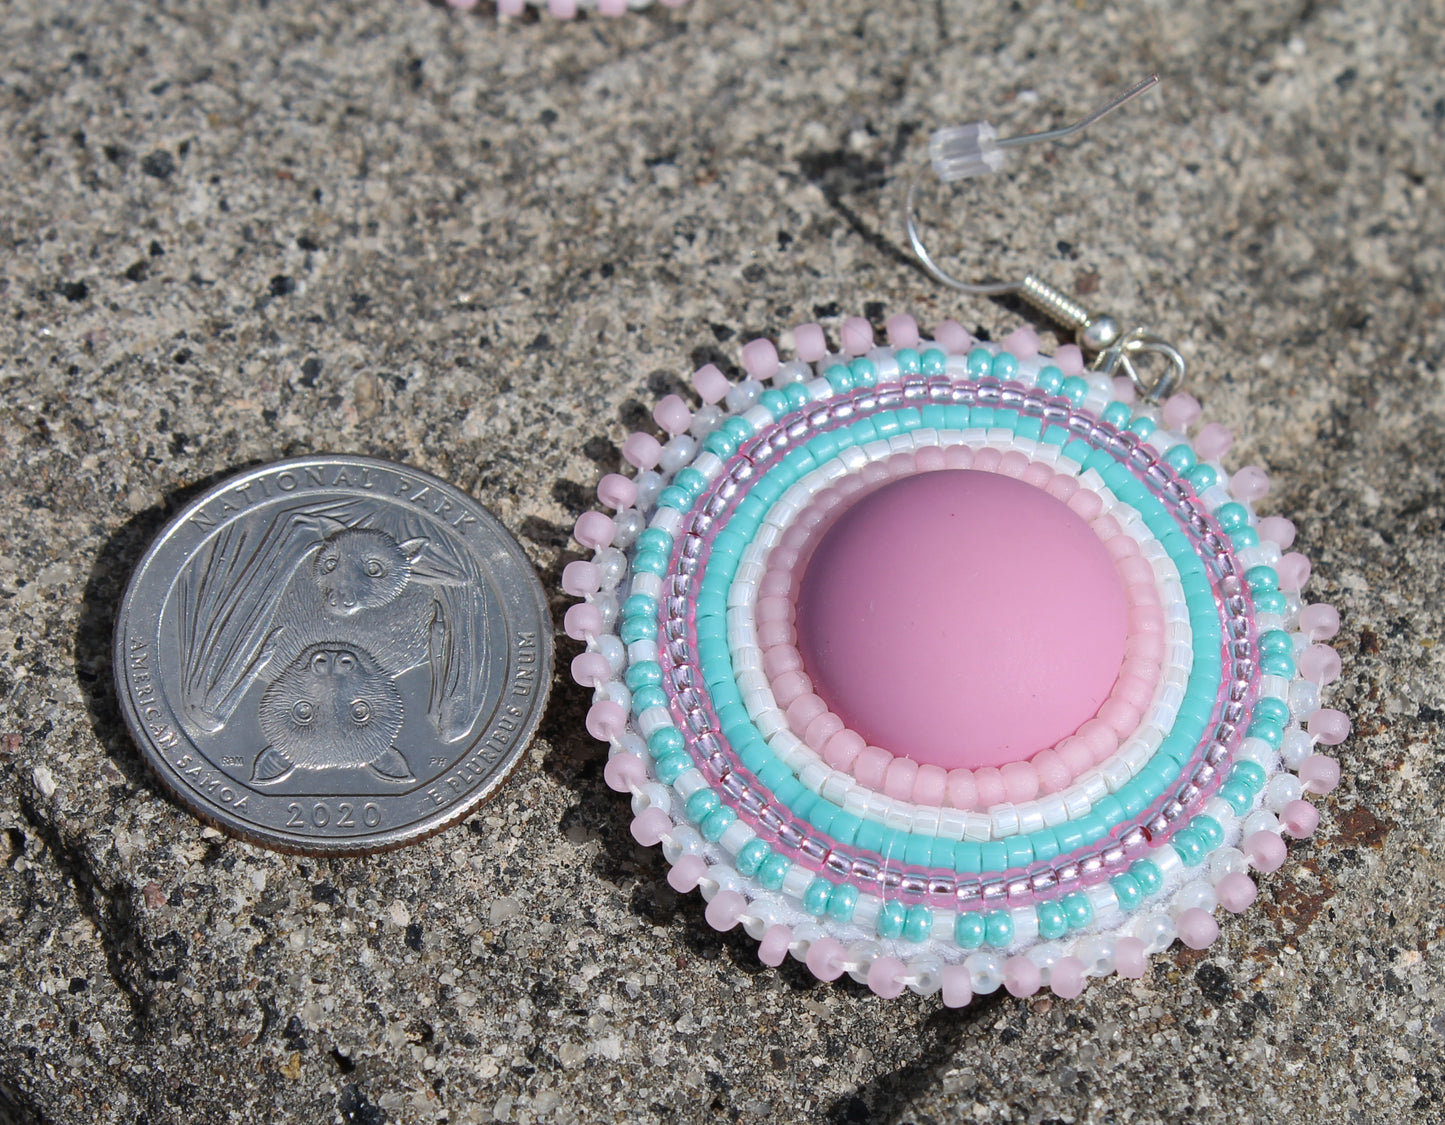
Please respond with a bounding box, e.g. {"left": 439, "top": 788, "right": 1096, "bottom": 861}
{"left": 794, "top": 470, "right": 1129, "bottom": 770}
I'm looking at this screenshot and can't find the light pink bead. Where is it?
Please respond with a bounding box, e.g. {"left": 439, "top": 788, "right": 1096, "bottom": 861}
{"left": 705, "top": 890, "right": 747, "bottom": 932}
{"left": 1244, "top": 830, "right": 1287, "bottom": 873}
{"left": 916, "top": 446, "right": 947, "bottom": 472}
{"left": 1194, "top": 422, "right": 1233, "bottom": 460}
{"left": 653, "top": 394, "right": 691, "bottom": 435}
{"left": 571, "top": 652, "right": 610, "bottom": 688}
{"left": 692, "top": 363, "right": 730, "bottom": 404}
{"left": 1111, "top": 376, "right": 1137, "bottom": 404}
{"left": 1114, "top": 936, "right": 1147, "bottom": 979}
{"left": 840, "top": 317, "right": 874, "bottom": 356}
{"left": 1032, "top": 749, "right": 1071, "bottom": 793}
{"left": 561, "top": 560, "right": 601, "bottom": 596}
{"left": 853, "top": 746, "right": 889, "bottom": 789}
{"left": 804, "top": 711, "right": 844, "bottom": 751}
{"left": 867, "top": 955, "right": 909, "bottom": 999}
{"left": 596, "top": 473, "right": 637, "bottom": 510}
{"left": 597, "top": 0, "right": 627, "bottom": 13}
{"left": 823, "top": 728, "right": 865, "bottom": 771}
{"left": 1277, "top": 551, "right": 1312, "bottom": 591}
{"left": 1176, "top": 907, "right": 1219, "bottom": 950}
{"left": 885, "top": 314, "right": 920, "bottom": 348}
{"left": 973, "top": 767, "right": 1006, "bottom": 808}
{"left": 1257, "top": 516, "right": 1296, "bottom": 549}
{"left": 883, "top": 756, "right": 919, "bottom": 800}
{"left": 946, "top": 769, "right": 977, "bottom": 810}
{"left": 495, "top": 0, "right": 524, "bottom": 14}
{"left": 1307, "top": 708, "right": 1351, "bottom": 745}
{"left": 972, "top": 447, "right": 1001, "bottom": 473}
{"left": 758, "top": 925, "right": 792, "bottom": 967}
{"left": 998, "top": 450, "right": 1029, "bottom": 478}
{"left": 741, "top": 338, "right": 780, "bottom": 381}
{"left": 1050, "top": 956, "right": 1086, "bottom": 999}
{"left": 563, "top": 603, "right": 603, "bottom": 642}
{"left": 1299, "top": 603, "right": 1341, "bottom": 641}
{"left": 547, "top": 0, "right": 578, "bottom": 17}
{"left": 805, "top": 936, "right": 848, "bottom": 981}
{"left": 785, "top": 692, "right": 828, "bottom": 729}
{"left": 1215, "top": 872, "right": 1257, "bottom": 914}
{"left": 1162, "top": 393, "right": 1202, "bottom": 431}
{"left": 1000, "top": 761, "right": 1040, "bottom": 803}
{"left": 622, "top": 432, "right": 662, "bottom": 470}
{"left": 586, "top": 701, "right": 627, "bottom": 743}
{"left": 667, "top": 855, "right": 707, "bottom": 893}
{"left": 793, "top": 323, "right": 827, "bottom": 362}
{"left": 1280, "top": 799, "right": 1321, "bottom": 838}
{"left": 630, "top": 806, "right": 671, "bottom": 847}
{"left": 1002, "top": 326, "right": 1041, "bottom": 359}
{"left": 1300, "top": 754, "right": 1341, "bottom": 795}
{"left": 770, "top": 670, "right": 810, "bottom": 707}
{"left": 1299, "top": 644, "right": 1342, "bottom": 685}
{"left": 1230, "top": 465, "right": 1271, "bottom": 502}
{"left": 1057, "top": 738, "right": 1093, "bottom": 777}
{"left": 1066, "top": 488, "right": 1103, "bottom": 521}
{"left": 934, "top": 320, "right": 972, "bottom": 354}
{"left": 943, "top": 445, "right": 973, "bottom": 469}
{"left": 1004, "top": 956, "right": 1042, "bottom": 998}
{"left": 574, "top": 510, "right": 615, "bottom": 550}
{"left": 940, "top": 965, "right": 973, "bottom": 1008}
{"left": 914, "top": 763, "right": 948, "bottom": 805}
{"left": 603, "top": 752, "right": 645, "bottom": 794}
{"left": 1053, "top": 344, "right": 1086, "bottom": 378}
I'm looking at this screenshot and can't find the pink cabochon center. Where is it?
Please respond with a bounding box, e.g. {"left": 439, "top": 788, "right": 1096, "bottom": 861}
{"left": 794, "top": 470, "right": 1129, "bottom": 770}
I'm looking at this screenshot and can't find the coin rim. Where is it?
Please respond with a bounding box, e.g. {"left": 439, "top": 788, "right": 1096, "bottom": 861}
{"left": 113, "top": 453, "right": 554, "bottom": 855}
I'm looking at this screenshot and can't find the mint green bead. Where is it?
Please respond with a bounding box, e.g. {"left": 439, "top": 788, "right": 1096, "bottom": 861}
{"left": 849, "top": 357, "right": 878, "bottom": 387}
{"left": 803, "top": 878, "right": 833, "bottom": 916}
{"left": 784, "top": 382, "right": 811, "bottom": 410}
{"left": 619, "top": 616, "right": 654, "bottom": 644}
{"left": 630, "top": 686, "right": 667, "bottom": 714}
{"left": 1247, "top": 565, "right": 1280, "bottom": 592}
{"left": 636, "top": 528, "right": 672, "bottom": 554}
{"left": 700, "top": 806, "right": 737, "bottom": 843}
{"left": 1255, "top": 697, "right": 1290, "bottom": 726}
{"left": 1258, "top": 629, "right": 1293, "bottom": 657}
{"left": 1253, "top": 590, "right": 1288, "bottom": 614}
{"left": 1061, "top": 375, "right": 1089, "bottom": 405}
{"left": 1232, "top": 526, "right": 1260, "bottom": 548}
{"left": 1132, "top": 859, "right": 1163, "bottom": 896}
{"left": 1186, "top": 464, "right": 1219, "bottom": 491}
{"left": 1248, "top": 717, "right": 1285, "bottom": 748}
{"left": 824, "top": 363, "right": 854, "bottom": 393}
{"left": 985, "top": 910, "right": 1014, "bottom": 948}
{"left": 702, "top": 430, "right": 737, "bottom": 458}
{"left": 1164, "top": 443, "right": 1197, "bottom": 472}
{"left": 827, "top": 884, "right": 859, "bottom": 922}
{"left": 624, "top": 661, "right": 662, "bottom": 690}
{"left": 921, "top": 348, "right": 947, "bottom": 375}
{"left": 722, "top": 416, "right": 752, "bottom": 442}
{"left": 648, "top": 728, "right": 683, "bottom": 758}
{"left": 758, "top": 388, "right": 789, "bottom": 416}
{"left": 631, "top": 550, "right": 668, "bottom": 576}
{"left": 1231, "top": 760, "right": 1267, "bottom": 794}
{"left": 736, "top": 839, "right": 769, "bottom": 877}
{"left": 686, "top": 789, "right": 720, "bottom": 821}
{"left": 894, "top": 348, "right": 920, "bottom": 375}
{"left": 1128, "top": 415, "right": 1157, "bottom": 439}
{"left": 1035, "top": 365, "right": 1064, "bottom": 394}
{"left": 876, "top": 900, "right": 906, "bottom": 939}
{"left": 904, "top": 905, "right": 933, "bottom": 944}
{"left": 654, "top": 753, "right": 690, "bottom": 785}
{"left": 758, "top": 853, "right": 790, "bottom": 890}
{"left": 1219, "top": 781, "right": 1252, "bottom": 815}
{"left": 1260, "top": 653, "right": 1298, "bottom": 678}
{"left": 1102, "top": 401, "right": 1132, "bottom": 427}
{"left": 1111, "top": 873, "right": 1143, "bottom": 911}
{"left": 623, "top": 593, "right": 657, "bottom": 619}
{"left": 656, "top": 485, "right": 690, "bottom": 511}
{"left": 1216, "top": 502, "right": 1249, "bottom": 531}
{"left": 954, "top": 912, "right": 986, "bottom": 948}
{"left": 1173, "top": 829, "right": 1206, "bottom": 866}
{"left": 1192, "top": 815, "right": 1224, "bottom": 849}
{"left": 673, "top": 466, "right": 707, "bottom": 499}
{"left": 1063, "top": 892, "right": 1094, "bottom": 930}
{"left": 1036, "top": 901, "right": 1068, "bottom": 940}
{"left": 991, "top": 352, "right": 1019, "bottom": 380}
{"left": 966, "top": 347, "right": 993, "bottom": 377}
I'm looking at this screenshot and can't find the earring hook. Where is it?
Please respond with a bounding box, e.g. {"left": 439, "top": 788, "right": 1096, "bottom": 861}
{"left": 905, "top": 75, "right": 1185, "bottom": 403}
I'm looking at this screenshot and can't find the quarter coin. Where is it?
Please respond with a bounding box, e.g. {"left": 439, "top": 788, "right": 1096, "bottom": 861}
{"left": 115, "top": 454, "right": 553, "bottom": 853}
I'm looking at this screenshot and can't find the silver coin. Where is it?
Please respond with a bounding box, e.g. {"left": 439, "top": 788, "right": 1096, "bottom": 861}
{"left": 114, "top": 454, "right": 553, "bottom": 854}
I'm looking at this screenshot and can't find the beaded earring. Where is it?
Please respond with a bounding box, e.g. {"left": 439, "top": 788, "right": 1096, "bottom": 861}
{"left": 561, "top": 77, "right": 1349, "bottom": 1006}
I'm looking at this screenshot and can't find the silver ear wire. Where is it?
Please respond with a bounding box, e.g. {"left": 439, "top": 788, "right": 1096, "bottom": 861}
{"left": 905, "top": 75, "right": 1185, "bottom": 404}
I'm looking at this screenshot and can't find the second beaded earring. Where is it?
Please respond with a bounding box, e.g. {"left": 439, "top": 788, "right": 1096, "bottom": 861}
{"left": 562, "top": 79, "right": 1349, "bottom": 1006}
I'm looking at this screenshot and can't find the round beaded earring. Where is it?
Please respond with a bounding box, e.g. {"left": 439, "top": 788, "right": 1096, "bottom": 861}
{"left": 561, "top": 78, "right": 1348, "bottom": 1005}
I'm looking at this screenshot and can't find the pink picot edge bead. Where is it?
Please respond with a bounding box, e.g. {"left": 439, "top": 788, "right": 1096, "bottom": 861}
{"left": 564, "top": 314, "right": 1351, "bottom": 1005}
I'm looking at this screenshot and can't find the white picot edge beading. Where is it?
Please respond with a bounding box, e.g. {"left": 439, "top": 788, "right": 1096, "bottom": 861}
{"left": 562, "top": 314, "right": 1350, "bottom": 1006}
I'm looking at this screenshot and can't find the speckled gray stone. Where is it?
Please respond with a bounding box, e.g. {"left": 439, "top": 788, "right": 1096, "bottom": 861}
{"left": 2, "top": 1, "right": 1443, "bottom": 1123}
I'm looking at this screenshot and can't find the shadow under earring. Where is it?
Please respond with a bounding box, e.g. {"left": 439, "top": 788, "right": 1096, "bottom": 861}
{"left": 561, "top": 78, "right": 1349, "bottom": 1006}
